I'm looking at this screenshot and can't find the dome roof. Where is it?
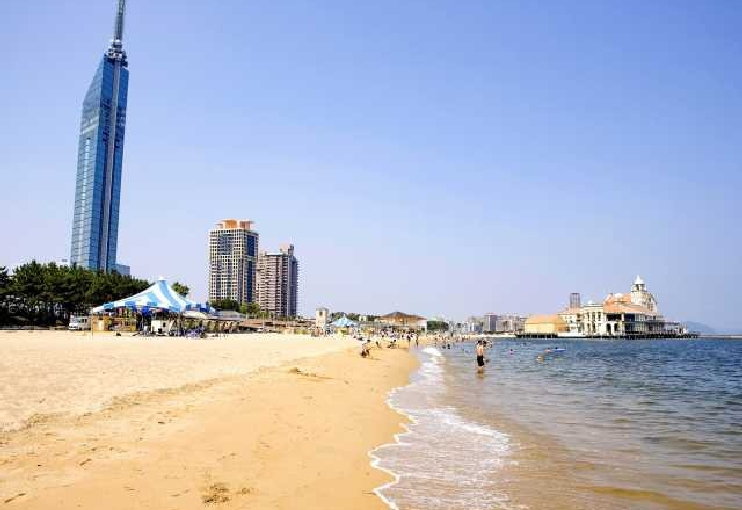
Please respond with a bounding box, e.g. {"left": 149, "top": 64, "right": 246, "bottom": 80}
{"left": 634, "top": 275, "right": 645, "bottom": 286}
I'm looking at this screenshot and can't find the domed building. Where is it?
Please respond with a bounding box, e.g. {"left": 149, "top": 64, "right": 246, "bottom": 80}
{"left": 555, "top": 276, "right": 670, "bottom": 337}
{"left": 629, "top": 275, "right": 658, "bottom": 312}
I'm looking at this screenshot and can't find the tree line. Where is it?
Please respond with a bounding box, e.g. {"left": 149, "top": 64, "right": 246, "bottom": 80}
{"left": 0, "top": 262, "right": 188, "bottom": 328}
{"left": 209, "top": 299, "right": 282, "bottom": 319}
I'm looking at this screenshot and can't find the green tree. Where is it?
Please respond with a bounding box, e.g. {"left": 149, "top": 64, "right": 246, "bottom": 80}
{"left": 210, "top": 299, "right": 239, "bottom": 311}
{"left": 0, "top": 262, "right": 150, "bottom": 327}
{"left": 0, "top": 266, "right": 9, "bottom": 295}
{"left": 0, "top": 266, "right": 10, "bottom": 324}
{"left": 238, "top": 302, "right": 261, "bottom": 316}
{"left": 172, "top": 282, "right": 190, "bottom": 297}
{"left": 427, "top": 320, "right": 449, "bottom": 332}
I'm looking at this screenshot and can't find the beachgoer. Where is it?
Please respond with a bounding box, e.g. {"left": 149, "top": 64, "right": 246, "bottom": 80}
{"left": 361, "top": 339, "right": 371, "bottom": 357}
{"left": 476, "top": 340, "right": 485, "bottom": 371}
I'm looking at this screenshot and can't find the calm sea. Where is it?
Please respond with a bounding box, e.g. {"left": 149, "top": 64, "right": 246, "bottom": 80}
{"left": 372, "top": 339, "right": 742, "bottom": 510}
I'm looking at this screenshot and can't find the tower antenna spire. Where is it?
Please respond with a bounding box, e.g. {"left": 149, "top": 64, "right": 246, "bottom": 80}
{"left": 113, "top": 0, "right": 126, "bottom": 43}
{"left": 107, "top": 0, "right": 127, "bottom": 63}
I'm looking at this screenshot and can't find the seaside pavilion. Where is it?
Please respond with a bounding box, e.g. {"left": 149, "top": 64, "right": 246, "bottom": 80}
{"left": 378, "top": 312, "right": 427, "bottom": 331}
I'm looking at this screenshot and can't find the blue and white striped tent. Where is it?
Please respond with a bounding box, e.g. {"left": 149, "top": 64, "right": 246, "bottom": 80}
{"left": 91, "top": 277, "right": 210, "bottom": 314}
{"left": 331, "top": 316, "right": 358, "bottom": 328}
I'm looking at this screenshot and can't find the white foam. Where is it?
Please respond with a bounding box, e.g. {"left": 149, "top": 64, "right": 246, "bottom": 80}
{"left": 423, "top": 347, "right": 442, "bottom": 357}
{"left": 369, "top": 348, "right": 514, "bottom": 510}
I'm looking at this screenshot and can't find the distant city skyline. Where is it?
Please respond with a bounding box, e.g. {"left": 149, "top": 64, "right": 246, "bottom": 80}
{"left": 1, "top": 1, "right": 740, "bottom": 330}
{"left": 70, "top": 0, "right": 129, "bottom": 272}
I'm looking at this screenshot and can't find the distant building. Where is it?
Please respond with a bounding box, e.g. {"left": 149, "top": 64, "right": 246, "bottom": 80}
{"left": 114, "top": 263, "right": 130, "bottom": 276}
{"left": 556, "top": 276, "right": 668, "bottom": 337}
{"left": 524, "top": 315, "right": 568, "bottom": 335}
{"left": 208, "top": 220, "right": 259, "bottom": 304}
{"left": 495, "top": 314, "right": 525, "bottom": 334}
{"left": 70, "top": 0, "right": 130, "bottom": 272}
{"left": 315, "top": 307, "right": 330, "bottom": 329}
{"left": 483, "top": 313, "right": 498, "bottom": 333}
{"left": 257, "top": 244, "right": 299, "bottom": 317}
{"left": 465, "top": 316, "right": 484, "bottom": 334}
{"left": 570, "top": 293, "right": 581, "bottom": 309}
{"left": 379, "top": 312, "right": 427, "bottom": 330}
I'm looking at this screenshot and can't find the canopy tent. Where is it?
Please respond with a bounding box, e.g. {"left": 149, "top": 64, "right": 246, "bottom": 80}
{"left": 331, "top": 316, "right": 358, "bottom": 328}
{"left": 91, "top": 277, "right": 211, "bottom": 314}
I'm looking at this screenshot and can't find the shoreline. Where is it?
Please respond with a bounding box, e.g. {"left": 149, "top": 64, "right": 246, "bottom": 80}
{"left": 0, "top": 332, "right": 418, "bottom": 509}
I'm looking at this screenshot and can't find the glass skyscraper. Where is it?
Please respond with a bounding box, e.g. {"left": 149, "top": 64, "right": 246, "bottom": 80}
{"left": 70, "top": 0, "right": 129, "bottom": 272}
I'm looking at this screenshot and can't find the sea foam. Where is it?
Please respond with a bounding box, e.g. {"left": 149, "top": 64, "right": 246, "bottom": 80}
{"left": 370, "top": 348, "right": 514, "bottom": 510}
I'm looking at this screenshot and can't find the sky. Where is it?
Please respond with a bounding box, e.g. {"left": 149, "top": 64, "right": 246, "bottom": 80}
{"left": 1, "top": 0, "right": 741, "bottom": 330}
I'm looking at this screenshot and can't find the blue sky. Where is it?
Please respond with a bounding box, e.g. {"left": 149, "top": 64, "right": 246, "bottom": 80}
{"left": 1, "top": 0, "right": 740, "bottom": 330}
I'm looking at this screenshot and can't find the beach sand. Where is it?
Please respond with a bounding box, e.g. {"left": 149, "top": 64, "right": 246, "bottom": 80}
{"left": 0, "top": 331, "right": 416, "bottom": 509}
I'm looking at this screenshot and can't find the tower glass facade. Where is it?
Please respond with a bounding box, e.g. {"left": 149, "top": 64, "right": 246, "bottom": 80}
{"left": 70, "top": 0, "right": 129, "bottom": 272}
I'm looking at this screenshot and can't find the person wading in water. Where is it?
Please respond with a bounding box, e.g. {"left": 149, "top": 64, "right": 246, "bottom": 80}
{"left": 476, "top": 340, "right": 486, "bottom": 373}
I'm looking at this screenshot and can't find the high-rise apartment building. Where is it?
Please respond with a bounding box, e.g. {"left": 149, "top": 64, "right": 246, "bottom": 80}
{"left": 257, "top": 244, "right": 299, "bottom": 318}
{"left": 70, "top": 0, "right": 130, "bottom": 272}
{"left": 208, "top": 220, "right": 259, "bottom": 304}
{"left": 483, "top": 313, "right": 498, "bottom": 333}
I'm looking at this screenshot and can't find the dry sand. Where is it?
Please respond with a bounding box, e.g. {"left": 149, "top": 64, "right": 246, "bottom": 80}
{"left": 0, "top": 331, "right": 359, "bottom": 431}
{"left": 0, "top": 331, "right": 417, "bottom": 509}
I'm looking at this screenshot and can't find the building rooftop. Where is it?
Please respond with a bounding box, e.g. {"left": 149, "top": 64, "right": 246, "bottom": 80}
{"left": 380, "top": 311, "right": 426, "bottom": 321}
{"left": 213, "top": 219, "right": 255, "bottom": 230}
{"left": 526, "top": 314, "right": 566, "bottom": 324}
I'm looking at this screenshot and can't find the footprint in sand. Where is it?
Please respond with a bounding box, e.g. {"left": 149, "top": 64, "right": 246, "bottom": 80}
{"left": 201, "top": 482, "right": 230, "bottom": 505}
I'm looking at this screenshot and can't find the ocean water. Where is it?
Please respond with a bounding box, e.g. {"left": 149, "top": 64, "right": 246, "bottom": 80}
{"left": 373, "top": 339, "right": 742, "bottom": 510}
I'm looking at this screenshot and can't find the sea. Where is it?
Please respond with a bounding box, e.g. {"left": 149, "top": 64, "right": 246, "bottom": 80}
{"left": 371, "top": 339, "right": 742, "bottom": 510}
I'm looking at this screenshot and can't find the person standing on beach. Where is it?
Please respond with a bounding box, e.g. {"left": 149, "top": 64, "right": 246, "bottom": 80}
{"left": 476, "top": 340, "right": 486, "bottom": 372}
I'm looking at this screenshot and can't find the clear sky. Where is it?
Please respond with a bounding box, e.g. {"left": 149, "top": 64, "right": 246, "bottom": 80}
{"left": 1, "top": 0, "right": 740, "bottom": 330}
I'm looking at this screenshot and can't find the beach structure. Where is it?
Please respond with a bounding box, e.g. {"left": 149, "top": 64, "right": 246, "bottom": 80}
{"left": 330, "top": 316, "right": 359, "bottom": 335}
{"left": 523, "top": 315, "right": 569, "bottom": 336}
{"left": 70, "top": 0, "right": 130, "bottom": 272}
{"left": 315, "top": 307, "right": 330, "bottom": 329}
{"left": 378, "top": 312, "right": 427, "bottom": 331}
{"left": 90, "top": 277, "right": 219, "bottom": 332}
{"left": 332, "top": 316, "right": 358, "bottom": 328}
{"left": 208, "top": 220, "right": 259, "bottom": 305}
{"left": 526, "top": 275, "right": 692, "bottom": 338}
{"left": 91, "top": 277, "right": 210, "bottom": 314}
{"left": 257, "top": 244, "right": 299, "bottom": 318}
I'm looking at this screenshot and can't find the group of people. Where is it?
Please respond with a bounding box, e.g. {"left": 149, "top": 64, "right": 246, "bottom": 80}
{"left": 357, "top": 332, "right": 496, "bottom": 373}
{"left": 359, "top": 330, "right": 420, "bottom": 357}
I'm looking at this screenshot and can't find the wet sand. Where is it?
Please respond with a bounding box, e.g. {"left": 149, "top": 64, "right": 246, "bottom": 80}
{"left": 0, "top": 331, "right": 417, "bottom": 509}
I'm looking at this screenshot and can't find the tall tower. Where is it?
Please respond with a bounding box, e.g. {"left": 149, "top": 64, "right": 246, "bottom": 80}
{"left": 257, "top": 244, "right": 300, "bottom": 318}
{"left": 208, "top": 220, "right": 259, "bottom": 305}
{"left": 70, "top": 0, "right": 130, "bottom": 272}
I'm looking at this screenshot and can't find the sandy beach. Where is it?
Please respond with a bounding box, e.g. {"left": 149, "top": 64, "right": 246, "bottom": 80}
{"left": 0, "top": 331, "right": 416, "bottom": 509}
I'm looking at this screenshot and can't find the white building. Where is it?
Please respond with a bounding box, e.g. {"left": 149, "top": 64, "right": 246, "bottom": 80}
{"left": 315, "top": 307, "right": 330, "bottom": 329}
{"left": 208, "top": 219, "right": 259, "bottom": 304}
{"left": 558, "top": 276, "right": 666, "bottom": 337}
